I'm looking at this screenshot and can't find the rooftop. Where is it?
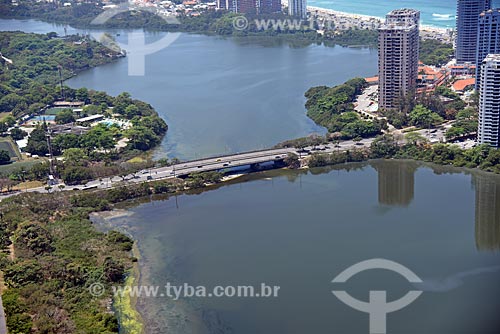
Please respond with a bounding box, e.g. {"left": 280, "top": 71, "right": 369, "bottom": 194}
{"left": 76, "top": 114, "right": 105, "bottom": 123}
{"left": 53, "top": 101, "right": 84, "bottom": 107}
{"left": 483, "top": 54, "right": 500, "bottom": 63}
{"left": 49, "top": 124, "right": 90, "bottom": 135}
{"left": 365, "top": 76, "right": 379, "bottom": 83}
{"left": 452, "top": 78, "right": 475, "bottom": 92}
{"left": 387, "top": 8, "right": 420, "bottom": 16}
{"left": 480, "top": 9, "right": 500, "bottom": 16}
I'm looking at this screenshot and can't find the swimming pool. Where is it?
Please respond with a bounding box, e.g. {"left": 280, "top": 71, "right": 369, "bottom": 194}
{"left": 31, "top": 115, "right": 56, "bottom": 121}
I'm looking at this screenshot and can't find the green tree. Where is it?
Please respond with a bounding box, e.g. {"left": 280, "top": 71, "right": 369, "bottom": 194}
{"left": 63, "top": 147, "right": 88, "bottom": 166}
{"left": 14, "top": 223, "right": 54, "bottom": 255}
{"left": 3, "top": 261, "right": 43, "bottom": 288}
{"left": 409, "top": 105, "right": 443, "bottom": 128}
{"left": 456, "top": 107, "right": 477, "bottom": 120}
{"left": 9, "top": 128, "right": 27, "bottom": 140}
{"left": 55, "top": 108, "right": 75, "bottom": 124}
{"left": 52, "top": 133, "right": 80, "bottom": 150}
{"left": 2, "top": 290, "right": 33, "bottom": 334}
{"left": 133, "top": 115, "right": 168, "bottom": 136}
{"left": 370, "top": 135, "right": 399, "bottom": 158}
{"left": 61, "top": 165, "right": 93, "bottom": 185}
{"left": 0, "top": 122, "right": 8, "bottom": 133}
{"left": 81, "top": 124, "right": 116, "bottom": 150}
{"left": 75, "top": 87, "right": 89, "bottom": 103}
{"left": 3, "top": 115, "right": 16, "bottom": 127}
{"left": 405, "top": 132, "right": 429, "bottom": 145}
{"left": 0, "top": 93, "right": 26, "bottom": 113}
{"left": 126, "top": 126, "right": 159, "bottom": 151}
{"left": 25, "top": 127, "right": 48, "bottom": 156}
{"left": 284, "top": 153, "right": 300, "bottom": 169}
{"left": 124, "top": 105, "right": 140, "bottom": 119}
{"left": 0, "top": 150, "right": 11, "bottom": 164}
{"left": 82, "top": 104, "right": 100, "bottom": 115}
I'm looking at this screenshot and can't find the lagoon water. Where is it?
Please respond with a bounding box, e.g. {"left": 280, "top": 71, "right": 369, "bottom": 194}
{"left": 0, "top": 19, "right": 379, "bottom": 160}
{"left": 2, "top": 18, "right": 500, "bottom": 334}
{"left": 106, "top": 161, "right": 500, "bottom": 334}
{"left": 65, "top": 34, "right": 376, "bottom": 160}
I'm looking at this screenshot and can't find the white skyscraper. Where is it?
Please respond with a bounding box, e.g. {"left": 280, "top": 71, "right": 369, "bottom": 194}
{"left": 288, "top": 0, "right": 306, "bottom": 19}
{"left": 478, "top": 54, "right": 500, "bottom": 147}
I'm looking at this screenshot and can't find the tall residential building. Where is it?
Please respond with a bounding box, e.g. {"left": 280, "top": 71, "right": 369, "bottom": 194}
{"left": 217, "top": 0, "right": 281, "bottom": 14}
{"left": 259, "top": 0, "right": 281, "bottom": 14}
{"left": 217, "top": 0, "right": 234, "bottom": 12}
{"left": 288, "top": 0, "right": 306, "bottom": 19}
{"left": 477, "top": 54, "right": 500, "bottom": 147}
{"left": 476, "top": 9, "right": 500, "bottom": 88}
{"left": 378, "top": 9, "right": 420, "bottom": 111}
{"left": 456, "top": 0, "right": 491, "bottom": 64}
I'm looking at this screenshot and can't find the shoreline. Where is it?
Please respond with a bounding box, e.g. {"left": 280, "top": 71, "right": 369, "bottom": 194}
{"left": 1, "top": 8, "right": 452, "bottom": 43}
{"left": 90, "top": 211, "right": 145, "bottom": 333}
{"left": 113, "top": 242, "right": 145, "bottom": 334}
{"left": 308, "top": 5, "right": 453, "bottom": 33}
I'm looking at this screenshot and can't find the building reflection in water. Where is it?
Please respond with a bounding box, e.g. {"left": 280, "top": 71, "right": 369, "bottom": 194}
{"left": 472, "top": 173, "right": 500, "bottom": 251}
{"left": 371, "top": 160, "right": 417, "bottom": 207}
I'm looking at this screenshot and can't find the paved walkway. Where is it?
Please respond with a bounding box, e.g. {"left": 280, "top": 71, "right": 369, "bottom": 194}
{"left": 0, "top": 295, "right": 7, "bottom": 334}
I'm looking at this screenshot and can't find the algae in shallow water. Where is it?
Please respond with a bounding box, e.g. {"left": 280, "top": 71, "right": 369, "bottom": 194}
{"left": 114, "top": 249, "right": 144, "bottom": 334}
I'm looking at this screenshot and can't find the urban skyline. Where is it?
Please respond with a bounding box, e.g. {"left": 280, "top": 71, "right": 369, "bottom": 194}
{"left": 288, "top": 0, "right": 307, "bottom": 19}
{"left": 475, "top": 8, "right": 500, "bottom": 89}
{"left": 216, "top": 0, "right": 282, "bottom": 14}
{"left": 456, "top": 0, "right": 492, "bottom": 64}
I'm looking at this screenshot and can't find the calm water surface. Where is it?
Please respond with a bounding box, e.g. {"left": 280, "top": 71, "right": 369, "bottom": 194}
{"left": 65, "top": 34, "right": 377, "bottom": 160}
{"left": 102, "top": 161, "right": 500, "bottom": 334}
{"left": 3, "top": 18, "right": 500, "bottom": 334}
{"left": 0, "top": 18, "right": 378, "bottom": 160}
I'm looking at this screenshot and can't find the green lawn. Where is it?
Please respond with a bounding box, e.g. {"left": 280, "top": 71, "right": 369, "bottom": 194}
{"left": 0, "top": 112, "right": 11, "bottom": 121}
{"left": 44, "top": 107, "right": 81, "bottom": 115}
{"left": 0, "top": 137, "right": 20, "bottom": 159}
{"left": 44, "top": 107, "right": 67, "bottom": 115}
{"left": 0, "top": 159, "right": 41, "bottom": 176}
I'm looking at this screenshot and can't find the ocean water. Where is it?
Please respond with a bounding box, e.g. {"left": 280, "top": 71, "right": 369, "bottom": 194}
{"left": 309, "top": 0, "right": 500, "bottom": 29}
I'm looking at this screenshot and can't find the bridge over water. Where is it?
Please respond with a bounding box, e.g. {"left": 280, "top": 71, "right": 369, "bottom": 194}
{"left": 0, "top": 137, "right": 375, "bottom": 197}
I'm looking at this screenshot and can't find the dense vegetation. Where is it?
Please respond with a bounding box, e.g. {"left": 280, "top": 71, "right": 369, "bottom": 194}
{"left": 305, "top": 78, "right": 386, "bottom": 138}
{"left": 445, "top": 107, "right": 478, "bottom": 140}
{"left": 307, "top": 148, "right": 368, "bottom": 167}
{"left": 0, "top": 1, "right": 379, "bottom": 48}
{"left": 323, "top": 28, "right": 378, "bottom": 47}
{"left": 0, "top": 168, "right": 228, "bottom": 334}
{"left": 2, "top": 1, "right": 456, "bottom": 53}
{"left": 419, "top": 39, "right": 454, "bottom": 67}
{"left": 303, "top": 133, "right": 500, "bottom": 175}
{"left": 371, "top": 134, "right": 500, "bottom": 174}
{"left": 0, "top": 31, "right": 123, "bottom": 117}
{"left": 0, "top": 192, "right": 135, "bottom": 333}
{"left": 0, "top": 32, "right": 167, "bottom": 187}
{"left": 382, "top": 86, "right": 469, "bottom": 129}
{"left": 0, "top": 149, "right": 10, "bottom": 164}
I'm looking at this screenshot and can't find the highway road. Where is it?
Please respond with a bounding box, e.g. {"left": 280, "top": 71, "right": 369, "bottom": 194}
{"left": 0, "top": 137, "right": 375, "bottom": 198}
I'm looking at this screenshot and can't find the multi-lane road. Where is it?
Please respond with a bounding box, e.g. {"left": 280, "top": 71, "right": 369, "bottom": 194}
{"left": 0, "top": 137, "right": 375, "bottom": 198}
